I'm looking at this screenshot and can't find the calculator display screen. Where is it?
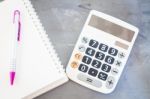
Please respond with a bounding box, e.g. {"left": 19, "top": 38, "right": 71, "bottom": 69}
{"left": 88, "top": 15, "right": 135, "bottom": 42}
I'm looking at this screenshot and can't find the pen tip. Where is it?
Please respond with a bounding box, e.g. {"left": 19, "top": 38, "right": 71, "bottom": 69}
{"left": 10, "top": 71, "right": 16, "bottom": 86}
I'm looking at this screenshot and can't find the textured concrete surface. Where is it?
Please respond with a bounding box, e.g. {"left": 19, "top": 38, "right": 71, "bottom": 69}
{"left": 30, "top": 0, "right": 150, "bottom": 99}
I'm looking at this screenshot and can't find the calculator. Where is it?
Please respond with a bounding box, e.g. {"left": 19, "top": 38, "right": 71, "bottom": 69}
{"left": 66, "top": 10, "right": 139, "bottom": 94}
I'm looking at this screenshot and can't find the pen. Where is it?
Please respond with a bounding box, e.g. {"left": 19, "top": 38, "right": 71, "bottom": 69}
{"left": 10, "top": 10, "right": 21, "bottom": 85}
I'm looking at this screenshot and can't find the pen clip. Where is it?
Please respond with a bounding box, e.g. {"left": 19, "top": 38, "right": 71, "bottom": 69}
{"left": 13, "top": 10, "right": 21, "bottom": 41}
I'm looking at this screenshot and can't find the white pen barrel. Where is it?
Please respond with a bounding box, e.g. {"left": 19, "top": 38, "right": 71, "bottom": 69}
{"left": 9, "top": 23, "right": 18, "bottom": 71}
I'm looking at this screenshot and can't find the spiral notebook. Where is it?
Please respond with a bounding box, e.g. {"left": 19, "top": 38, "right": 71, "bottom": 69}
{"left": 0, "top": 0, "right": 68, "bottom": 99}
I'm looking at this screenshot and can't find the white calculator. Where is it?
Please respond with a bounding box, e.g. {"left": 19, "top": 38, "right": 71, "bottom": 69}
{"left": 66, "top": 10, "right": 139, "bottom": 94}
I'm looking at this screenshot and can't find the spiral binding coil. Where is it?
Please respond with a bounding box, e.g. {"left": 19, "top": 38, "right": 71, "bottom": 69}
{"left": 22, "top": 0, "right": 65, "bottom": 74}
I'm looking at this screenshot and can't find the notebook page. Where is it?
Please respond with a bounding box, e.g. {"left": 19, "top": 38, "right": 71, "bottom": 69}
{"left": 0, "top": 0, "right": 67, "bottom": 98}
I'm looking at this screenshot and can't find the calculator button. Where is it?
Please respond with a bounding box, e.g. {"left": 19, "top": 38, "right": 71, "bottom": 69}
{"left": 78, "top": 45, "right": 86, "bottom": 52}
{"left": 95, "top": 52, "right": 105, "bottom": 60}
{"left": 91, "top": 60, "right": 101, "bottom": 68}
{"left": 118, "top": 52, "right": 125, "bottom": 58}
{"left": 115, "top": 60, "right": 122, "bottom": 67}
{"left": 101, "top": 64, "right": 111, "bottom": 72}
{"left": 85, "top": 47, "right": 95, "bottom": 56}
{"left": 108, "top": 47, "right": 118, "bottom": 56}
{"left": 75, "top": 53, "right": 82, "bottom": 60}
{"left": 105, "top": 55, "right": 115, "bottom": 64}
{"left": 106, "top": 76, "right": 115, "bottom": 89}
{"left": 71, "top": 61, "right": 79, "bottom": 68}
{"left": 88, "top": 68, "right": 98, "bottom": 77}
{"left": 98, "top": 72, "right": 108, "bottom": 81}
{"left": 111, "top": 68, "right": 119, "bottom": 75}
{"left": 81, "top": 37, "right": 89, "bottom": 44}
{"left": 78, "top": 64, "right": 88, "bottom": 73}
{"left": 82, "top": 56, "right": 92, "bottom": 64}
{"left": 89, "top": 39, "right": 99, "bottom": 48}
{"left": 99, "top": 43, "right": 108, "bottom": 52}
{"left": 77, "top": 73, "right": 102, "bottom": 88}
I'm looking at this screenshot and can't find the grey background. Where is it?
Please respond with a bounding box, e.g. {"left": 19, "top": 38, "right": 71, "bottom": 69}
{"left": 30, "top": 0, "right": 150, "bottom": 99}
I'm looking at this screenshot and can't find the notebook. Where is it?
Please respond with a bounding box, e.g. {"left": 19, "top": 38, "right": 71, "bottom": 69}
{"left": 0, "top": 0, "right": 68, "bottom": 99}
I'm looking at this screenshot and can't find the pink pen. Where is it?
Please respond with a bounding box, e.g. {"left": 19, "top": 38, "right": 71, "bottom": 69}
{"left": 10, "top": 10, "right": 21, "bottom": 85}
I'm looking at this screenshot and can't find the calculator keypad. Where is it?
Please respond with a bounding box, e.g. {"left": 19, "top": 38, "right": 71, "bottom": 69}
{"left": 106, "top": 76, "right": 115, "bottom": 89}
{"left": 98, "top": 72, "right": 108, "bottom": 81}
{"left": 71, "top": 61, "right": 79, "bottom": 68}
{"left": 82, "top": 56, "right": 92, "bottom": 64}
{"left": 101, "top": 64, "right": 111, "bottom": 72}
{"left": 105, "top": 56, "right": 115, "bottom": 64}
{"left": 115, "top": 60, "right": 122, "bottom": 67}
{"left": 99, "top": 43, "right": 108, "bottom": 52}
{"left": 88, "top": 68, "right": 98, "bottom": 77}
{"left": 77, "top": 73, "right": 102, "bottom": 88}
{"left": 74, "top": 53, "right": 82, "bottom": 60}
{"left": 78, "top": 45, "right": 86, "bottom": 52}
{"left": 70, "top": 37, "right": 126, "bottom": 89}
{"left": 85, "top": 47, "right": 95, "bottom": 56}
{"left": 91, "top": 60, "right": 101, "bottom": 68}
{"left": 118, "top": 52, "right": 125, "bottom": 58}
{"left": 81, "top": 37, "right": 89, "bottom": 44}
{"left": 78, "top": 64, "right": 88, "bottom": 73}
{"left": 89, "top": 39, "right": 99, "bottom": 48}
{"left": 95, "top": 52, "right": 105, "bottom": 60}
{"left": 108, "top": 48, "right": 118, "bottom": 56}
{"left": 111, "top": 68, "right": 119, "bottom": 75}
